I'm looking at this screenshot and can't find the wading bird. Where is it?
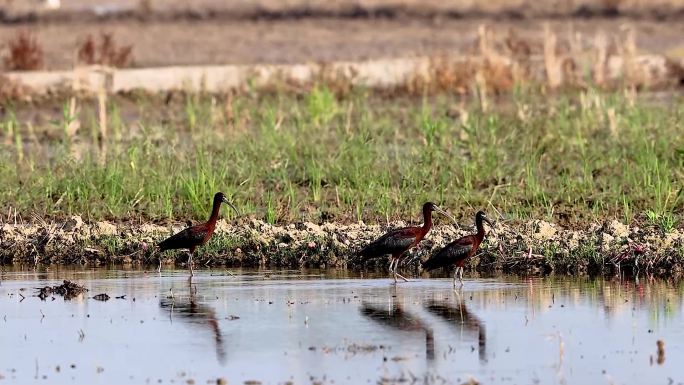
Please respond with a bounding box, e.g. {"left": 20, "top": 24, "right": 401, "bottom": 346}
{"left": 157, "top": 192, "right": 238, "bottom": 276}
{"left": 356, "top": 202, "right": 456, "bottom": 283}
{"left": 421, "top": 211, "right": 493, "bottom": 287}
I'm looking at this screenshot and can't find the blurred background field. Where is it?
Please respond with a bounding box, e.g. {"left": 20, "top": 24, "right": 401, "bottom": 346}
{"left": 0, "top": 0, "right": 682, "bottom": 229}
{"left": 1, "top": 0, "right": 684, "bottom": 69}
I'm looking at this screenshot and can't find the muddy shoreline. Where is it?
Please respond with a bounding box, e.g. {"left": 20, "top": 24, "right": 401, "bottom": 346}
{"left": 1, "top": 216, "right": 682, "bottom": 277}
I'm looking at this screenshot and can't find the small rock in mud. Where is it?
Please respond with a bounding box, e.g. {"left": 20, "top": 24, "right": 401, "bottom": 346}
{"left": 36, "top": 280, "right": 88, "bottom": 300}
{"left": 533, "top": 220, "right": 557, "bottom": 240}
{"left": 92, "top": 293, "right": 110, "bottom": 301}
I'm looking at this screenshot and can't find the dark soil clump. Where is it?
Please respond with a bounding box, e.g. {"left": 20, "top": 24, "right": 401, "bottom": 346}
{"left": 35, "top": 280, "right": 88, "bottom": 300}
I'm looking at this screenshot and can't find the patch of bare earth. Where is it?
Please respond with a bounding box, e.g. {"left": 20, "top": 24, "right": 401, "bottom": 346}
{"left": 0, "top": 18, "right": 683, "bottom": 70}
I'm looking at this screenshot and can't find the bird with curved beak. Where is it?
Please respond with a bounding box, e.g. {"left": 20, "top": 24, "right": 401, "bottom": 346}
{"left": 356, "top": 202, "right": 458, "bottom": 283}
{"left": 156, "top": 192, "right": 239, "bottom": 276}
{"left": 422, "top": 211, "right": 494, "bottom": 287}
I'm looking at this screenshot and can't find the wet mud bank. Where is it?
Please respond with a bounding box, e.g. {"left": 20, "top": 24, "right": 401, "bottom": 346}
{"left": 1, "top": 216, "right": 682, "bottom": 276}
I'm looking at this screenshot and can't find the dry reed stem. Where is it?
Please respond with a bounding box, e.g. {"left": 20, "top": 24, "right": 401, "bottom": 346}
{"left": 66, "top": 96, "right": 80, "bottom": 138}
{"left": 594, "top": 31, "right": 609, "bottom": 87}
{"left": 97, "top": 88, "right": 108, "bottom": 164}
{"left": 619, "top": 25, "right": 639, "bottom": 89}
{"left": 544, "top": 24, "right": 562, "bottom": 89}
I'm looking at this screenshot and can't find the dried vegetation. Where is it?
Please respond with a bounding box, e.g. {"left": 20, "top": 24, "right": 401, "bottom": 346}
{"left": 2, "top": 30, "right": 43, "bottom": 71}
{"left": 77, "top": 33, "right": 133, "bottom": 68}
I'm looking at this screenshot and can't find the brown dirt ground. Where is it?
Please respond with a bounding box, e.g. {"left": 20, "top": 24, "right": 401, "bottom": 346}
{"left": 0, "top": 17, "right": 683, "bottom": 70}
{"left": 1, "top": 1, "right": 684, "bottom": 70}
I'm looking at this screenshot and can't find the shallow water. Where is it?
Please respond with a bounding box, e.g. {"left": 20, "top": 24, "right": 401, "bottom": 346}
{"left": 0, "top": 268, "right": 683, "bottom": 385}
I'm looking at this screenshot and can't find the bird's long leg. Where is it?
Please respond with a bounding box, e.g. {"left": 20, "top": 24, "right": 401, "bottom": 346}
{"left": 388, "top": 258, "right": 395, "bottom": 276}
{"left": 392, "top": 259, "right": 398, "bottom": 283}
{"left": 395, "top": 271, "right": 410, "bottom": 283}
{"left": 453, "top": 268, "right": 458, "bottom": 288}
{"left": 393, "top": 255, "right": 410, "bottom": 283}
{"left": 188, "top": 251, "right": 194, "bottom": 277}
{"left": 391, "top": 258, "right": 402, "bottom": 283}
{"left": 458, "top": 266, "right": 464, "bottom": 286}
{"left": 157, "top": 254, "right": 162, "bottom": 273}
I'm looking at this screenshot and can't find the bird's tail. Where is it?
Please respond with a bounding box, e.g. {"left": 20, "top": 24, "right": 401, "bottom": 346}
{"left": 348, "top": 248, "right": 367, "bottom": 264}
{"left": 118, "top": 242, "right": 158, "bottom": 260}
{"left": 420, "top": 258, "right": 439, "bottom": 272}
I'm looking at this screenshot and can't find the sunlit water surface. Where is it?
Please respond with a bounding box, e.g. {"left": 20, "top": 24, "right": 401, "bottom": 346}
{"left": 0, "top": 268, "right": 683, "bottom": 385}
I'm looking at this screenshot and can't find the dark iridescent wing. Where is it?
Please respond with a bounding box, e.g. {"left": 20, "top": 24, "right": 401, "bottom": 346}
{"left": 157, "top": 225, "right": 207, "bottom": 251}
{"left": 358, "top": 227, "right": 419, "bottom": 260}
{"left": 421, "top": 236, "right": 474, "bottom": 271}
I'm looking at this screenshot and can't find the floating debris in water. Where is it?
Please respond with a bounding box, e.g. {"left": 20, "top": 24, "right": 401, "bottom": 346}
{"left": 92, "top": 294, "right": 110, "bottom": 301}
{"left": 115, "top": 295, "right": 126, "bottom": 299}
{"left": 657, "top": 340, "right": 666, "bottom": 365}
{"left": 35, "top": 280, "right": 87, "bottom": 300}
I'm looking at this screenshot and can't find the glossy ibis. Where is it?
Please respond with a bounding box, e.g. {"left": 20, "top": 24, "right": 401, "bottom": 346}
{"left": 421, "top": 211, "right": 493, "bottom": 287}
{"left": 357, "top": 202, "right": 456, "bottom": 283}
{"left": 157, "top": 192, "right": 238, "bottom": 275}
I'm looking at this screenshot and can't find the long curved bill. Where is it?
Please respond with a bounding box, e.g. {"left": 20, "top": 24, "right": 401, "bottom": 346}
{"left": 483, "top": 217, "right": 495, "bottom": 227}
{"left": 222, "top": 198, "right": 240, "bottom": 216}
{"left": 434, "top": 206, "right": 460, "bottom": 229}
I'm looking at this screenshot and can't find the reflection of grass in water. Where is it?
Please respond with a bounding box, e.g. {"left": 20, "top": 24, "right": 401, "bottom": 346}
{"left": 0, "top": 88, "right": 682, "bottom": 227}
{"left": 470, "top": 275, "right": 684, "bottom": 324}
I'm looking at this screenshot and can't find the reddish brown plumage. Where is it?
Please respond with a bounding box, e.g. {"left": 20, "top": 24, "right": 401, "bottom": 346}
{"left": 157, "top": 192, "right": 237, "bottom": 275}
{"left": 357, "top": 202, "right": 456, "bottom": 282}
{"left": 422, "top": 211, "right": 493, "bottom": 285}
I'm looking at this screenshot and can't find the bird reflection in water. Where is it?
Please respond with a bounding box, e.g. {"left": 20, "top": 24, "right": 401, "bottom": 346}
{"left": 159, "top": 282, "right": 227, "bottom": 364}
{"left": 424, "top": 297, "right": 486, "bottom": 363}
{"left": 360, "top": 300, "right": 435, "bottom": 361}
